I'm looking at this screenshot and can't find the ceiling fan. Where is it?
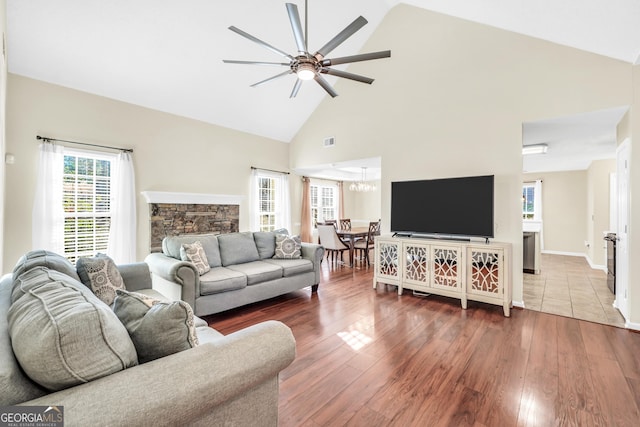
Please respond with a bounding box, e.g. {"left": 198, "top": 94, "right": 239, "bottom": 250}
{"left": 223, "top": 0, "right": 391, "bottom": 98}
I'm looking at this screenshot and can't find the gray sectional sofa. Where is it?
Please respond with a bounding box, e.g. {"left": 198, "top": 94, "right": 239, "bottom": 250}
{"left": 1, "top": 250, "right": 296, "bottom": 426}
{"left": 145, "top": 230, "right": 324, "bottom": 316}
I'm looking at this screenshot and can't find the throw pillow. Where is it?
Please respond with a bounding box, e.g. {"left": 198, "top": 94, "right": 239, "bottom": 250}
{"left": 8, "top": 267, "right": 138, "bottom": 391}
{"left": 76, "top": 253, "right": 125, "bottom": 306}
{"left": 273, "top": 234, "right": 302, "bottom": 259}
{"left": 112, "top": 289, "right": 199, "bottom": 364}
{"left": 180, "top": 241, "right": 211, "bottom": 275}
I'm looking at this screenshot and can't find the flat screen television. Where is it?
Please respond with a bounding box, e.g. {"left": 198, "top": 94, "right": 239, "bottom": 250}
{"left": 391, "top": 175, "right": 494, "bottom": 239}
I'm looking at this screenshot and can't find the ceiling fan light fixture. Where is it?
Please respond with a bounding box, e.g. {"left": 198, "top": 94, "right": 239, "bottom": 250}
{"left": 297, "top": 66, "right": 316, "bottom": 80}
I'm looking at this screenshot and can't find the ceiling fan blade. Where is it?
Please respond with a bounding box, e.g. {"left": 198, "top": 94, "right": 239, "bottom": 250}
{"left": 229, "top": 26, "right": 294, "bottom": 60}
{"left": 321, "top": 50, "right": 391, "bottom": 67}
{"left": 223, "top": 60, "right": 290, "bottom": 66}
{"left": 290, "top": 79, "right": 303, "bottom": 98}
{"left": 315, "top": 16, "right": 368, "bottom": 59}
{"left": 250, "top": 70, "right": 293, "bottom": 87}
{"left": 320, "top": 68, "right": 374, "bottom": 84}
{"left": 286, "top": 3, "right": 307, "bottom": 54}
{"left": 313, "top": 74, "right": 338, "bottom": 98}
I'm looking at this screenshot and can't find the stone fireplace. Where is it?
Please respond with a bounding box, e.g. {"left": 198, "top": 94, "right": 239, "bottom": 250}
{"left": 142, "top": 191, "right": 243, "bottom": 253}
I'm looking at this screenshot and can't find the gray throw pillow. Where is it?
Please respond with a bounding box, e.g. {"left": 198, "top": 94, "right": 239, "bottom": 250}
{"left": 180, "top": 241, "right": 211, "bottom": 275}
{"left": 8, "top": 267, "right": 138, "bottom": 391}
{"left": 76, "top": 253, "right": 125, "bottom": 306}
{"left": 12, "top": 250, "right": 80, "bottom": 282}
{"left": 112, "top": 289, "right": 199, "bottom": 364}
{"left": 273, "top": 234, "right": 302, "bottom": 259}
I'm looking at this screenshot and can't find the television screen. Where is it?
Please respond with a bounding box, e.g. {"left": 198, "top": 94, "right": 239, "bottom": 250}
{"left": 391, "top": 175, "right": 494, "bottom": 239}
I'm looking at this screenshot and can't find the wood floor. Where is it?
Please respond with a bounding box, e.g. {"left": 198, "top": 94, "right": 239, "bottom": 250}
{"left": 205, "top": 261, "right": 640, "bottom": 427}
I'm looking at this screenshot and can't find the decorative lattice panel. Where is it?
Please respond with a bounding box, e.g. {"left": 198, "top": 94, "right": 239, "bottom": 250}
{"left": 378, "top": 243, "right": 399, "bottom": 277}
{"left": 433, "top": 247, "right": 459, "bottom": 288}
{"left": 470, "top": 251, "right": 500, "bottom": 293}
{"left": 404, "top": 245, "right": 428, "bottom": 282}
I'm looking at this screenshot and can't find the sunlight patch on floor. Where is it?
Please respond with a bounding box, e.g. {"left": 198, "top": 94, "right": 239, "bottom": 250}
{"left": 337, "top": 330, "right": 373, "bottom": 351}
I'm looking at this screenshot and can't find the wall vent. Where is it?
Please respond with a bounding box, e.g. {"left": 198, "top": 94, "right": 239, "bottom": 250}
{"left": 323, "top": 136, "right": 335, "bottom": 147}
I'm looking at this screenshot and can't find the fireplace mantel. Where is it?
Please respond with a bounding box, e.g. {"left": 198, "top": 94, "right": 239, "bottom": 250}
{"left": 141, "top": 191, "right": 244, "bottom": 205}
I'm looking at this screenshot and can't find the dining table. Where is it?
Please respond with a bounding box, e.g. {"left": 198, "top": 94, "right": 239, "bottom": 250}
{"left": 336, "top": 226, "right": 370, "bottom": 267}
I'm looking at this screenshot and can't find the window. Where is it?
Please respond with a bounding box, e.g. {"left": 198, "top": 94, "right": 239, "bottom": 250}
{"left": 252, "top": 169, "right": 290, "bottom": 232}
{"left": 63, "top": 151, "right": 114, "bottom": 263}
{"left": 257, "top": 176, "right": 276, "bottom": 232}
{"left": 311, "top": 183, "right": 338, "bottom": 227}
{"left": 522, "top": 183, "right": 535, "bottom": 220}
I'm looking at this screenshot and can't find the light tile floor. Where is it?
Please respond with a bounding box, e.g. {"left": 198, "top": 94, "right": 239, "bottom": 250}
{"left": 523, "top": 253, "right": 625, "bottom": 328}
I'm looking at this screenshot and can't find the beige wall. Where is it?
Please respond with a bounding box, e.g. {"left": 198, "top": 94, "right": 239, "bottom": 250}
{"left": 289, "top": 5, "right": 632, "bottom": 306}
{"left": 3, "top": 74, "right": 291, "bottom": 271}
{"left": 342, "top": 180, "right": 382, "bottom": 227}
{"left": 523, "top": 171, "right": 588, "bottom": 255}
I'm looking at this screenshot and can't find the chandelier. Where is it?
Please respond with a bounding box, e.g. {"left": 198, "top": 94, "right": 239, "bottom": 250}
{"left": 349, "top": 167, "right": 377, "bottom": 192}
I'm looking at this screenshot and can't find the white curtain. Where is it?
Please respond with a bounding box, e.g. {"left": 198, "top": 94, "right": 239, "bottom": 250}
{"left": 250, "top": 168, "right": 259, "bottom": 232}
{"left": 32, "top": 142, "right": 65, "bottom": 253}
{"left": 107, "top": 151, "right": 137, "bottom": 263}
{"left": 278, "top": 173, "right": 291, "bottom": 232}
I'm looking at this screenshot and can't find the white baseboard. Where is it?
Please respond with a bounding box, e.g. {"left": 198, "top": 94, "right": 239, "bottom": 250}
{"left": 625, "top": 321, "right": 640, "bottom": 331}
{"left": 512, "top": 300, "right": 525, "bottom": 309}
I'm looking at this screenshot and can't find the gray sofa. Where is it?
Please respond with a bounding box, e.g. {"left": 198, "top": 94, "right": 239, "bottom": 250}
{"left": 1, "top": 250, "right": 296, "bottom": 426}
{"left": 145, "top": 230, "right": 324, "bottom": 316}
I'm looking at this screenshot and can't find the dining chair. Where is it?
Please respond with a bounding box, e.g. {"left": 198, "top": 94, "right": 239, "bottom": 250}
{"left": 354, "top": 221, "right": 381, "bottom": 267}
{"left": 339, "top": 218, "right": 352, "bottom": 231}
{"left": 324, "top": 219, "right": 338, "bottom": 229}
{"left": 317, "top": 224, "right": 349, "bottom": 264}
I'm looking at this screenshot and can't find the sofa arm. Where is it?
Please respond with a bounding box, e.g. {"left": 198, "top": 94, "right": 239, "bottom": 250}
{"left": 117, "top": 262, "right": 152, "bottom": 292}
{"left": 301, "top": 243, "right": 324, "bottom": 287}
{"left": 144, "top": 253, "right": 199, "bottom": 310}
{"left": 23, "top": 320, "right": 296, "bottom": 427}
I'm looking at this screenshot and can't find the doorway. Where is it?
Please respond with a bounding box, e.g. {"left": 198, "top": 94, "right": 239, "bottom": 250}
{"left": 521, "top": 107, "right": 629, "bottom": 327}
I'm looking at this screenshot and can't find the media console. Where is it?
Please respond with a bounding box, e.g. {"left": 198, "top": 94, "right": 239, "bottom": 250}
{"left": 374, "top": 235, "right": 512, "bottom": 316}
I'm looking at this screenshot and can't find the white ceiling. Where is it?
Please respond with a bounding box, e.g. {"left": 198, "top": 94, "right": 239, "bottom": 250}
{"left": 6, "top": 0, "right": 640, "bottom": 176}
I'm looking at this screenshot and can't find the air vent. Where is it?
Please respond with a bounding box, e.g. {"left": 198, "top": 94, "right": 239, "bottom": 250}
{"left": 323, "top": 137, "right": 336, "bottom": 148}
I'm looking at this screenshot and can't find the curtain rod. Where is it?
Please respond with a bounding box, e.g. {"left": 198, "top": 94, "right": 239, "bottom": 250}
{"left": 36, "top": 135, "right": 134, "bottom": 153}
{"left": 251, "top": 166, "right": 289, "bottom": 175}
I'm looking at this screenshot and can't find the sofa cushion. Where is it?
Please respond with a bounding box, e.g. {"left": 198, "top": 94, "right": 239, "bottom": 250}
{"left": 76, "top": 253, "right": 125, "bottom": 305}
{"left": 8, "top": 267, "right": 138, "bottom": 391}
{"left": 274, "top": 234, "right": 302, "bottom": 259}
{"left": 253, "top": 231, "right": 276, "bottom": 259}
{"left": 12, "top": 249, "right": 80, "bottom": 282}
{"left": 163, "top": 234, "right": 222, "bottom": 268}
{"left": 199, "top": 267, "right": 247, "bottom": 295}
{"left": 180, "top": 241, "right": 211, "bottom": 275}
{"left": 226, "top": 261, "right": 283, "bottom": 286}
{"left": 218, "top": 232, "right": 260, "bottom": 266}
{"left": 264, "top": 258, "right": 314, "bottom": 277}
{"left": 0, "top": 275, "right": 47, "bottom": 405}
{"left": 112, "top": 290, "right": 199, "bottom": 363}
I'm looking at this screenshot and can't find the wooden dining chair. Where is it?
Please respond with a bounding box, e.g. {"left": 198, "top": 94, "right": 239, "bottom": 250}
{"left": 354, "top": 221, "right": 381, "bottom": 267}
{"left": 317, "top": 224, "right": 349, "bottom": 264}
{"left": 339, "top": 218, "right": 352, "bottom": 231}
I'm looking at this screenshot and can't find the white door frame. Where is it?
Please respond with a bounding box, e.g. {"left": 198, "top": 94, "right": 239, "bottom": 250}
{"left": 615, "top": 138, "right": 631, "bottom": 320}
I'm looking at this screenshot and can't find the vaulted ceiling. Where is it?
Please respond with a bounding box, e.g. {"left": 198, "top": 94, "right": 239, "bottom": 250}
{"left": 5, "top": 1, "right": 640, "bottom": 173}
